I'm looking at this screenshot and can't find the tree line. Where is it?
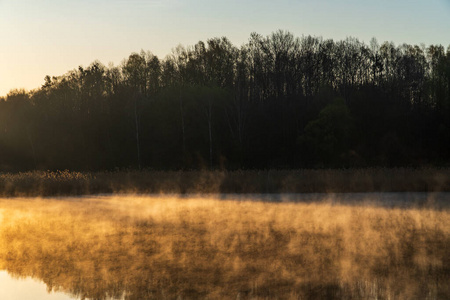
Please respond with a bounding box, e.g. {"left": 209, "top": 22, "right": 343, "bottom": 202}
{"left": 1, "top": 30, "right": 449, "bottom": 171}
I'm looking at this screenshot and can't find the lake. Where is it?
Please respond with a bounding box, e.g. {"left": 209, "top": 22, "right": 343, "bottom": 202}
{"left": 0, "top": 193, "right": 449, "bottom": 299}
{"left": 0, "top": 271, "right": 73, "bottom": 300}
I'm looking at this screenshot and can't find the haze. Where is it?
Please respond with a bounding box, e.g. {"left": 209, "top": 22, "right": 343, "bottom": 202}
{"left": 1, "top": 0, "right": 449, "bottom": 96}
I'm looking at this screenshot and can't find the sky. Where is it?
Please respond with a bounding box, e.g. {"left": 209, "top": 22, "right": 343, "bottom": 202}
{"left": 0, "top": 0, "right": 449, "bottom": 97}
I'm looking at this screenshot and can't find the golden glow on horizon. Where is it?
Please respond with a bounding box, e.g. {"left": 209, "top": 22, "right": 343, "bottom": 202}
{"left": 1, "top": 0, "right": 449, "bottom": 97}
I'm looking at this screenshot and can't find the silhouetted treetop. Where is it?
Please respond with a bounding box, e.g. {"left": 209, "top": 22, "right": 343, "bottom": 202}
{"left": 1, "top": 31, "right": 449, "bottom": 170}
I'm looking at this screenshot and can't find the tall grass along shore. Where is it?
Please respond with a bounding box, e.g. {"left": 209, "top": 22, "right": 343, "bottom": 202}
{"left": 0, "top": 168, "right": 449, "bottom": 197}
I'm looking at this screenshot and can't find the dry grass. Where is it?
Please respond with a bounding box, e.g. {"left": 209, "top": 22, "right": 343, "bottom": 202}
{"left": 0, "top": 195, "right": 449, "bottom": 299}
{"left": 0, "top": 168, "right": 449, "bottom": 197}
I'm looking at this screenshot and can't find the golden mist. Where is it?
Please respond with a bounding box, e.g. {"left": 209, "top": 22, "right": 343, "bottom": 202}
{"left": 0, "top": 195, "right": 448, "bottom": 299}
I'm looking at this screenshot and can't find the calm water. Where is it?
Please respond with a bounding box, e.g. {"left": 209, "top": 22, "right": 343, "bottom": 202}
{"left": 0, "top": 193, "right": 448, "bottom": 300}
{"left": 0, "top": 271, "right": 73, "bottom": 300}
{"left": 217, "top": 191, "right": 450, "bottom": 208}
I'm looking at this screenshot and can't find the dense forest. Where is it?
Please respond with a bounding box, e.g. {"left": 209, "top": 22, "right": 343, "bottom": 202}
{"left": 1, "top": 31, "right": 450, "bottom": 171}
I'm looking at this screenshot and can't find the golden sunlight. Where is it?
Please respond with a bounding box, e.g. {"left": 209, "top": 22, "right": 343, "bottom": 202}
{"left": 0, "top": 195, "right": 448, "bottom": 299}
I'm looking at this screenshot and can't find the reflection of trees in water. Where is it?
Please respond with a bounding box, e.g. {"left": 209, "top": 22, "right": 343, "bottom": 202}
{"left": 0, "top": 196, "right": 449, "bottom": 299}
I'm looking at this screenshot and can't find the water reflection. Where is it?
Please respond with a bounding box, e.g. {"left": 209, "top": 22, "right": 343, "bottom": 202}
{"left": 0, "top": 271, "right": 73, "bottom": 300}
{"left": 218, "top": 192, "right": 450, "bottom": 208}
{"left": 0, "top": 195, "right": 448, "bottom": 299}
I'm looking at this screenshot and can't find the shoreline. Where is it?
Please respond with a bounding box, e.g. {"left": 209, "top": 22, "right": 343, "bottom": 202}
{"left": 0, "top": 168, "right": 449, "bottom": 197}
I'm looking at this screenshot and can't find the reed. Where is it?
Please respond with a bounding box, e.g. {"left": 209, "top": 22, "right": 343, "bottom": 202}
{"left": 0, "top": 168, "right": 449, "bottom": 196}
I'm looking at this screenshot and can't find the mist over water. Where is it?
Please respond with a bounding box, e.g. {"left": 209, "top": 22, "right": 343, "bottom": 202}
{"left": 0, "top": 194, "right": 448, "bottom": 299}
{"left": 218, "top": 192, "right": 450, "bottom": 208}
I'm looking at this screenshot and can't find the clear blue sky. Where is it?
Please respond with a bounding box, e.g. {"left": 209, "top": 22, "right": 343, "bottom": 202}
{"left": 1, "top": 0, "right": 449, "bottom": 96}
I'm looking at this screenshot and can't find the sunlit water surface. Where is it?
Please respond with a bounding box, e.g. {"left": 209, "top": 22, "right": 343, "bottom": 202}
{"left": 0, "top": 271, "right": 73, "bottom": 300}
{"left": 0, "top": 193, "right": 448, "bottom": 299}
